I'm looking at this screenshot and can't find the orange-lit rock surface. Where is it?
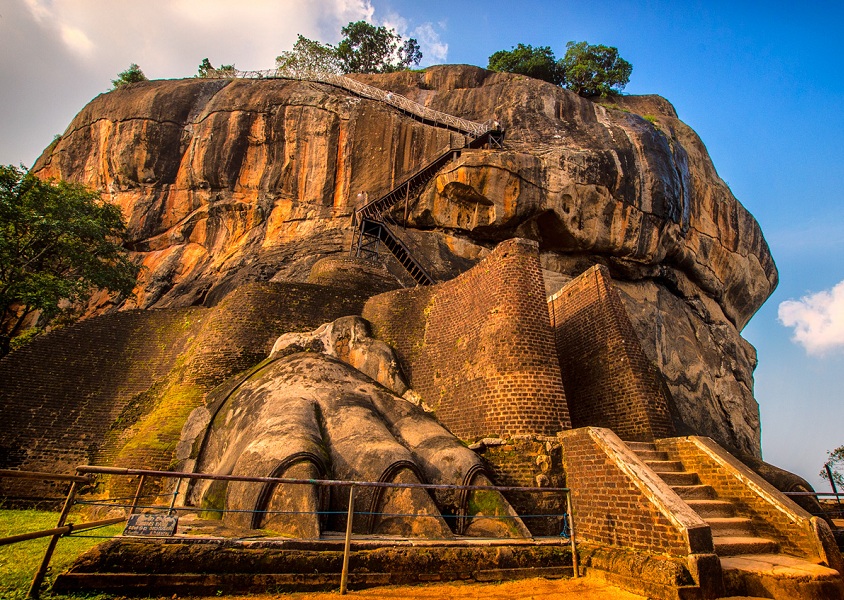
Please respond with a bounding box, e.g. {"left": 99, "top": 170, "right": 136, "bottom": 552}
{"left": 32, "top": 65, "right": 776, "bottom": 456}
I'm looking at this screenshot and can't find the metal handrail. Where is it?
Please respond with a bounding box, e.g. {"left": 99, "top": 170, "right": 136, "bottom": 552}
{"left": 205, "top": 67, "right": 491, "bottom": 137}
{"left": 75, "top": 464, "right": 566, "bottom": 493}
{"left": 0, "top": 469, "right": 92, "bottom": 483}
{"left": 21, "top": 464, "right": 578, "bottom": 597}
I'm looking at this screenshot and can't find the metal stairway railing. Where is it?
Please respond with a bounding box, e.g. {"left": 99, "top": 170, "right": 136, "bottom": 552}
{"left": 349, "top": 130, "right": 501, "bottom": 286}
{"left": 355, "top": 218, "right": 435, "bottom": 286}
{"left": 205, "top": 67, "right": 504, "bottom": 286}
{"left": 206, "top": 67, "right": 492, "bottom": 138}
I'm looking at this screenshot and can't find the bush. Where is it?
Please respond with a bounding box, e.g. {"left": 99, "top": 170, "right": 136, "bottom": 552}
{"left": 487, "top": 43, "right": 564, "bottom": 85}
{"left": 486, "top": 40, "right": 632, "bottom": 98}
{"left": 111, "top": 63, "right": 147, "bottom": 89}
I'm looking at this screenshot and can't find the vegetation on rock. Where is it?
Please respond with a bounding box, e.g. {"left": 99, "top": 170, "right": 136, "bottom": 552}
{"left": 487, "top": 43, "right": 564, "bottom": 85}
{"left": 276, "top": 34, "right": 343, "bottom": 76}
{"left": 488, "top": 40, "right": 632, "bottom": 97}
{"left": 0, "top": 165, "right": 138, "bottom": 356}
{"left": 559, "top": 41, "right": 632, "bottom": 97}
{"left": 196, "top": 57, "right": 234, "bottom": 78}
{"left": 110, "top": 62, "right": 147, "bottom": 89}
{"left": 276, "top": 20, "right": 421, "bottom": 75}
{"left": 821, "top": 445, "right": 844, "bottom": 489}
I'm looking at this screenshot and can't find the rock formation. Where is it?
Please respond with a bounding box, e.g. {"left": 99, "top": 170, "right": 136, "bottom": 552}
{"left": 31, "top": 64, "right": 774, "bottom": 457}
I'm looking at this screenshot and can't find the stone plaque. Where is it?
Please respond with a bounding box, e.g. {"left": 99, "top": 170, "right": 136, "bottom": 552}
{"left": 123, "top": 513, "right": 178, "bottom": 537}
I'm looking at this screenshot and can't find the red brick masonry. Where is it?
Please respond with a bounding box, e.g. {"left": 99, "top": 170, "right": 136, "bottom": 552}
{"left": 364, "top": 238, "right": 570, "bottom": 440}
{"left": 549, "top": 265, "right": 675, "bottom": 441}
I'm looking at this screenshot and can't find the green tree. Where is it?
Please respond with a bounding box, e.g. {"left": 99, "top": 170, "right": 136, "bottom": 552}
{"left": 821, "top": 446, "right": 844, "bottom": 490}
{"left": 111, "top": 63, "right": 148, "bottom": 89}
{"left": 336, "top": 21, "right": 421, "bottom": 74}
{"left": 487, "top": 43, "right": 564, "bottom": 85}
{"left": 197, "top": 58, "right": 235, "bottom": 78}
{"left": 0, "top": 165, "right": 139, "bottom": 356}
{"left": 276, "top": 35, "right": 342, "bottom": 77}
{"left": 559, "top": 41, "right": 632, "bottom": 97}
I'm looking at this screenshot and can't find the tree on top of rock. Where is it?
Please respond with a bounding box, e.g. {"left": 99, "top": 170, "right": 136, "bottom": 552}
{"left": 336, "top": 21, "right": 421, "bottom": 74}
{"left": 560, "top": 41, "right": 632, "bottom": 97}
{"left": 487, "top": 43, "right": 564, "bottom": 85}
{"left": 276, "top": 35, "right": 343, "bottom": 77}
{"left": 197, "top": 58, "right": 235, "bottom": 78}
{"left": 487, "top": 40, "right": 632, "bottom": 97}
{"left": 111, "top": 63, "right": 148, "bottom": 89}
{"left": 277, "top": 21, "right": 422, "bottom": 76}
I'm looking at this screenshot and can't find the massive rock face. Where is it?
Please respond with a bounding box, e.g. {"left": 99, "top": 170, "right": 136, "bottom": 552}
{"left": 32, "top": 65, "right": 776, "bottom": 457}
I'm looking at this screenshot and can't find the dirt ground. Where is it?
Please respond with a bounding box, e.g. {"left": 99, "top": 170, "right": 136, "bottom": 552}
{"left": 180, "top": 577, "right": 647, "bottom": 600}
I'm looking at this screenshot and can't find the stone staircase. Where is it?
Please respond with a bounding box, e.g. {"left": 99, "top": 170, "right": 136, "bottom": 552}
{"left": 628, "top": 441, "right": 844, "bottom": 599}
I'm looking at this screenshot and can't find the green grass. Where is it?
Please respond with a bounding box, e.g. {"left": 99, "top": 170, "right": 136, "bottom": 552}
{"left": 0, "top": 509, "right": 122, "bottom": 599}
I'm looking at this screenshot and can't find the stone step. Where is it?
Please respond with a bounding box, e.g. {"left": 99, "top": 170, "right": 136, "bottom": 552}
{"left": 685, "top": 499, "right": 736, "bottom": 518}
{"left": 632, "top": 449, "right": 669, "bottom": 462}
{"left": 721, "top": 554, "right": 844, "bottom": 599}
{"left": 705, "top": 516, "right": 755, "bottom": 536}
{"left": 671, "top": 484, "right": 716, "bottom": 500}
{"left": 713, "top": 535, "right": 779, "bottom": 556}
{"left": 644, "top": 460, "right": 685, "bottom": 473}
{"left": 53, "top": 567, "right": 575, "bottom": 595}
{"left": 657, "top": 471, "right": 700, "bottom": 486}
{"left": 625, "top": 441, "right": 657, "bottom": 453}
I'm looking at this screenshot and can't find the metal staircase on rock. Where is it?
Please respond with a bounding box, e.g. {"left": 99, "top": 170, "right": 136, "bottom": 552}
{"left": 627, "top": 441, "right": 844, "bottom": 599}
{"left": 350, "top": 130, "right": 502, "bottom": 286}
{"left": 206, "top": 65, "right": 504, "bottom": 286}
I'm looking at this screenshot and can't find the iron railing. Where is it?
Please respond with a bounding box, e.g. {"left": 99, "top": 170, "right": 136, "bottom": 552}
{"left": 205, "top": 67, "right": 492, "bottom": 137}
{"left": 3, "top": 465, "right": 578, "bottom": 597}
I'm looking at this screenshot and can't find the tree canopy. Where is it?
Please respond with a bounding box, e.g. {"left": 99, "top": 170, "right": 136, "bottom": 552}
{"left": 276, "top": 35, "right": 343, "bottom": 76}
{"left": 197, "top": 58, "right": 235, "bottom": 78}
{"left": 0, "top": 165, "right": 139, "bottom": 355}
{"left": 111, "top": 63, "right": 148, "bottom": 89}
{"left": 821, "top": 445, "right": 844, "bottom": 489}
{"left": 487, "top": 40, "right": 632, "bottom": 97}
{"left": 277, "top": 21, "right": 422, "bottom": 76}
{"left": 487, "top": 43, "right": 563, "bottom": 85}
{"left": 559, "top": 41, "right": 632, "bottom": 97}
{"left": 336, "top": 21, "right": 421, "bottom": 74}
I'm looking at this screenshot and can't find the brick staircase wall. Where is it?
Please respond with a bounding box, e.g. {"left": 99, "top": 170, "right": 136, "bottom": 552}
{"left": 363, "top": 238, "right": 570, "bottom": 440}
{"left": 559, "top": 427, "right": 711, "bottom": 557}
{"left": 656, "top": 436, "right": 843, "bottom": 572}
{"left": 549, "top": 265, "right": 675, "bottom": 442}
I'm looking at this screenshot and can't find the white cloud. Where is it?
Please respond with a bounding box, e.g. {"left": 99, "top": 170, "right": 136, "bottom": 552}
{"left": 779, "top": 280, "right": 844, "bottom": 355}
{"left": 0, "top": 0, "right": 440, "bottom": 166}
{"left": 59, "top": 24, "right": 94, "bottom": 56}
{"left": 381, "top": 13, "right": 448, "bottom": 66}
{"left": 412, "top": 22, "right": 448, "bottom": 65}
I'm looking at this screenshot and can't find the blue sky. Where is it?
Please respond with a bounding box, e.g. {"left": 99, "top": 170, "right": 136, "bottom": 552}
{"left": 1, "top": 0, "right": 842, "bottom": 489}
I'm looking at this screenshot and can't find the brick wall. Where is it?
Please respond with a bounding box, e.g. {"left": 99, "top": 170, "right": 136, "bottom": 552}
{"left": 363, "top": 238, "right": 570, "bottom": 440}
{"left": 182, "top": 282, "right": 371, "bottom": 388}
{"left": 0, "top": 281, "right": 371, "bottom": 500}
{"left": 549, "top": 265, "right": 675, "bottom": 441}
{"left": 0, "top": 308, "right": 204, "bottom": 499}
{"left": 560, "top": 428, "right": 705, "bottom": 557}
{"left": 657, "top": 436, "right": 821, "bottom": 560}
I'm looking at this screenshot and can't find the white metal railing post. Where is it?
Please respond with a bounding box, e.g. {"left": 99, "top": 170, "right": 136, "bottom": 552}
{"left": 206, "top": 68, "right": 489, "bottom": 137}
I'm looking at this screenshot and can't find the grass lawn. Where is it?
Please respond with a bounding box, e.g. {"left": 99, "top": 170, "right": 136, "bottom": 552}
{"left": 0, "top": 509, "right": 123, "bottom": 599}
